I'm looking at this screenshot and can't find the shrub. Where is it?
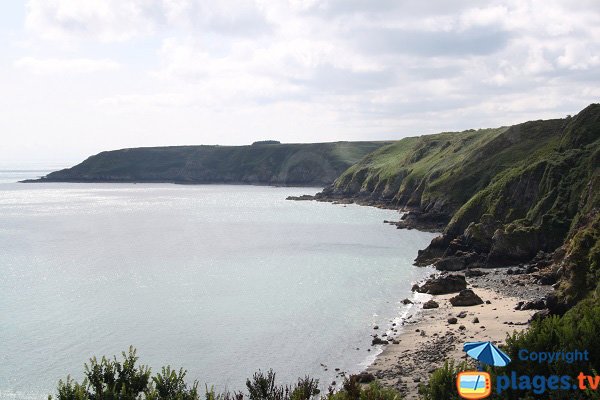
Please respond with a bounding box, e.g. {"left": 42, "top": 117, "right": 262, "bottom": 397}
{"left": 147, "top": 366, "right": 199, "bottom": 400}
{"left": 246, "top": 370, "right": 283, "bottom": 400}
{"left": 245, "top": 370, "right": 319, "bottom": 400}
{"left": 325, "top": 376, "right": 401, "bottom": 400}
{"left": 418, "top": 361, "right": 466, "bottom": 400}
{"left": 50, "top": 349, "right": 405, "bottom": 400}
{"left": 50, "top": 351, "right": 324, "bottom": 400}
{"left": 50, "top": 347, "right": 199, "bottom": 400}
{"left": 289, "top": 377, "right": 320, "bottom": 400}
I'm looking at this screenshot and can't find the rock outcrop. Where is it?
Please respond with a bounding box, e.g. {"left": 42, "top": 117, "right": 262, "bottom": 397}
{"left": 414, "top": 274, "right": 467, "bottom": 295}
{"left": 449, "top": 289, "right": 484, "bottom": 307}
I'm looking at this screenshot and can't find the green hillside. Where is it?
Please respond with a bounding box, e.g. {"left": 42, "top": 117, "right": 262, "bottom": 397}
{"left": 318, "top": 104, "right": 600, "bottom": 308}
{"left": 32, "top": 141, "right": 389, "bottom": 186}
{"left": 325, "top": 119, "right": 566, "bottom": 221}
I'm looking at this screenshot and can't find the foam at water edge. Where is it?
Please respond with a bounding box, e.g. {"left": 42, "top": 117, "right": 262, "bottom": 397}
{"left": 357, "top": 276, "right": 434, "bottom": 372}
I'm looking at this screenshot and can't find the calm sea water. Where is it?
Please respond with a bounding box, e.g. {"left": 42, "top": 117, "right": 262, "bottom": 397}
{"left": 0, "top": 170, "right": 435, "bottom": 399}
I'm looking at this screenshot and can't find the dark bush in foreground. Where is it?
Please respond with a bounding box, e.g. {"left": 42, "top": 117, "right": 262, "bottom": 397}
{"left": 50, "top": 347, "right": 198, "bottom": 400}
{"left": 50, "top": 348, "right": 402, "bottom": 400}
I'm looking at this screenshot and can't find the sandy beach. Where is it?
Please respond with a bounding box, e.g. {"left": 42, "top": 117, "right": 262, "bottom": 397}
{"left": 365, "top": 267, "right": 554, "bottom": 399}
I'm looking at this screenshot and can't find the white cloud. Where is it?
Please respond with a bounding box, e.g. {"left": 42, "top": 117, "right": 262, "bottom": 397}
{"left": 556, "top": 42, "right": 600, "bottom": 70}
{"left": 25, "top": 0, "right": 162, "bottom": 42}
{"left": 24, "top": 0, "right": 271, "bottom": 42}
{"left": 98, "top": 92, "right": 195, "bottom": 108}
{"left": 14, "top": 57, "right": 120, "bottom": 74}
{"left": 1, "top": 0, "right": 599, "bottom": 165}
{"left": 459, "top": 6, "right": 508, "bottom": 30}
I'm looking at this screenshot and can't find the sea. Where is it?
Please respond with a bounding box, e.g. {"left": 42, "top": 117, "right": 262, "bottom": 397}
{"left": 0, "top": 169, "right": 436, "bottom": 399}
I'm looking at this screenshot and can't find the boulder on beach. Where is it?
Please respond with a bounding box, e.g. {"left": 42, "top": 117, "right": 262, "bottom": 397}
{"left": 422, "top": 300, "right": 439, "bottom": 309}
{"left": 415, "top": 274, "right": 467, "bottom": 295}
{"left": 519, "top": 298, "right": 546, "bottom": 310}
{"left": 356, "top": 372, "right": 376, "bottom": 383}
{"left": 372, "top": 337, "right": 388, "bottom": 345}
{"left": 449, "top": 289, "right": 484, "bottom": 307}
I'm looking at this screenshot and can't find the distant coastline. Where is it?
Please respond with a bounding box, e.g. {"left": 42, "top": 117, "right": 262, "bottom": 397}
{"left": 22, "top": 141, "right": 390, "bottom": 187}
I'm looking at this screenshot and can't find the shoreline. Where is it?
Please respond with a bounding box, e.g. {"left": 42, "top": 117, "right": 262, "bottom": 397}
{"left": 363, "top": 267, "right": 553, "bottom": 399}
{"left": 296, "top": 196, "right": 557, "bottom": 397}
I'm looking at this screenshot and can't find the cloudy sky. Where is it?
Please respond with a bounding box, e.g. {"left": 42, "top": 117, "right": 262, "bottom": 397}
{"left": 1, "top": 1, "right": 599, "bottom": 167}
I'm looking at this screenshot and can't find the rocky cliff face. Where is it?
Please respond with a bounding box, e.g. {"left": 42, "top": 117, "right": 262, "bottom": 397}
{"left": 317, "top": 104, "right": 600, "bottom": 308}
{"left": 30, "top": 141, "right": 389, "bottom": 186}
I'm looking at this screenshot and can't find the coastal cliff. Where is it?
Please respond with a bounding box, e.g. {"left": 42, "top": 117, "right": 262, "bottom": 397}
{"left": 28, "top": 141, "right": 389, "bottom": 186}
{"left": 313, "top": 104, "right": 600, "bottom": 309}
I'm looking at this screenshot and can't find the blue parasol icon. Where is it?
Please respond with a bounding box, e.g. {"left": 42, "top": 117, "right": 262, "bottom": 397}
{"left": 463, "top": 341, "right": 511, "bottom": 368}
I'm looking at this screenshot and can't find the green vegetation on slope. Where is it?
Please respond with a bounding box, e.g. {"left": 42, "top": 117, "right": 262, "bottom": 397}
{"left": 33, "top": 141, "right": 389, "bottom": 186}
{"left": 446, "top": 107, "right": 599, "bottom": 246}
{"left": 321, "top": 104, "right": 599, "bottom": 307}
{"left": 328, "top": 118, "right": 565, "bottom": 220}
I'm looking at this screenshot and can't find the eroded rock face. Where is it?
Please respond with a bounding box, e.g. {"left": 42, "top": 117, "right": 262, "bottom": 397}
{"left": 433, "top": 256, "right": 466, "bottom": 271}
{"left": 449, "top": 289, "right": 484, "bottom": 307}
{"left": 415, "top": 274, "right": 467, "bottom": 295}
{"left": 462, "top": 215, "right": 501, "bottom": 253}
{"left": 434, "top": 252, "right": 483, "bottom": 271}
{"left": 394, "top": 210, "right": 449, "bottom": 231}
{"left": 414, "top": 235, "right": 451, "bottom": 266}
{"left": 487, "top": 228, "right": 542, "bottom": 266}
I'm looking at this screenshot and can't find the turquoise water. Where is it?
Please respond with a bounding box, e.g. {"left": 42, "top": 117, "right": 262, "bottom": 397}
{"left": 0, "top": 170, "right": 435, "bottom": 399}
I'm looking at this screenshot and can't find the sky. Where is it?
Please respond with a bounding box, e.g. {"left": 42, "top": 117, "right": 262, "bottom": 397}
{"left": 1, "top": 1, "right": 599, "bottom": 167}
